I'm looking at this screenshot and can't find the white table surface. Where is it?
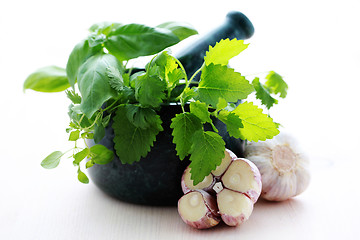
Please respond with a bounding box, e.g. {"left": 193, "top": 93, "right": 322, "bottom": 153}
{"left": 1, "top": 0, "right": 360, "bottom": 239}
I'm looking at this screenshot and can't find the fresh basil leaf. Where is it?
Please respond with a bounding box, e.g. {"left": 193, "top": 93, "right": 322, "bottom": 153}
{"left": 66, "top": 39, "right": 103, "bottom": 88}
{"left": 189, "top": 130, "right": 225, "bottom": 185}
{"left": 104, "top": 23, "right": 180, "bottom": 61}
{"left": 88, "top": 33, "right": 106, "bottom": 48}
{"left": 77, "top": 169, "right": 89, "bottom": 184}
{"left": 41, "top": 151, "right": 63, "bottom": 169}
{"left": 77, "top": 53, "right": 124, "bottom": 118}
{"left": 170, "top": 112, "right": 202, "bottom": 160}
{"left": 24, "top": 66, "right": 70, "bottom": 92}
{"left": 90, "top": 144, "right": 114, "bottom": 165}
{"left": 89, "top": 22, "right": 122, "bottom": 35}
{"left": 113, "top": 106, "right": 163, "bottom": 164}
{"left": 156, "top": 22, "right": 198, "bottom": 41}
{"left": 196, "top": 64, "right": 254, "bottom": 106}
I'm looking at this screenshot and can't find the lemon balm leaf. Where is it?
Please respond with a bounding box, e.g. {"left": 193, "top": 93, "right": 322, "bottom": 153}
{"left": 265, "top": 71, "right": 288, "bottom": 98}
{"left": 204, "top": 38, "right": 249, "bottom": 66}
{"left": 252, "top": 77, "right": 278, "bottom": 109}
{"left": 188, "top": 130, "right": 225, "bottom": 185}
{"left": 232, "top": 102, "right": 279, "bottom": 141}
{"left": 196, "top": 64, "right": 254, "bottom": 106}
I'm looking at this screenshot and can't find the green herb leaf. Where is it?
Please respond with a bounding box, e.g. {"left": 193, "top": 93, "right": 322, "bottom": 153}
{"left": 69, "top": 130, "right": 80, "bottom": 141}
{"left": 89, "top": 22, "right": 122, "bottom": 35}
{"left": 88, "top": 33, "right": 106, "bottom": 48}
{"left": 77, "top": 53, "right": 123, "bottom": 118}
{"left": 94, "top": 123, "right": 105, "bottom": 144}
{"left": 170, "top": 112, "right": 202, "bottom": 160}
{"left": 134, "top": 74, "right": 166, "bottom": 108}
{"left": 265, "top": 71, "right": 288, "bottom": 98}
{"left": 189, "top": 130, "right": 225, "bottom": 185}
{"left": 90, "top": 144, "right": 114, "bottom": 165}
{"left": 113, "top": 106, "right": 163, "bottom": 164}
{"left": 41, "top": 151, "right": 63, "bottom": 169}
{"left": 217, "top": 110, "right": 243, "bottom": 138}
{"left": 77, "top": 169, "right": 89, "bottom": 184}
{"left": 106, "top": 66, "right": 124, "bottom": 92}
{"left": 125, "top": 105, "right": 163, "bottom": 130}
{"left": 104, "top": 23, "right": 180, "bottom": 61}
{"left": 190, "top": 101, "right": 211, "bottom": 123}
{"left": 216, "top": 97, "right": 228, "bottom": 110}
{"left": 181, "top": 88, "right": 197, "bottom": 103}
{"left": 156, "top": 22, "right": 198, "bottom": 41}
{"left": 73, "top": 148, "right": 90, "bottom": 165}
{"left": 150, "top": 51, "right": 184, "bottom": 87}
{"left": 85, "top": 160, "right": 94, "bottom": 169}
{"left": 232, "top": 102, "right": 279, "bottom": 141}
{"left": 24, "top": 66, "right": 70, "bottom": 92}
{"left": 66, "top": 39, "right": 103, "bottom": 88}
{"left": 196, "top": 64, "right": 254, "bottom": 106}
{"left": 252, "top": 77, "right": 278, "bottom": 109}
{"left": 66, "top": 90, "right": 82, "bottom": 104}
{"left": 204, "top": 38, "right": 249, "bottom": 66}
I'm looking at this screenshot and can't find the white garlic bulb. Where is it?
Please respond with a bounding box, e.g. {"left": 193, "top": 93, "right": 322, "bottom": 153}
{"left": 244, "top": 132, "right": 310, "bottom": 201}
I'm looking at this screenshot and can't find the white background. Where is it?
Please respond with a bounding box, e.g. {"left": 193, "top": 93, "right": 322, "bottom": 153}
{"left": 1, "top": 0, "right": 360, "bottom": 239}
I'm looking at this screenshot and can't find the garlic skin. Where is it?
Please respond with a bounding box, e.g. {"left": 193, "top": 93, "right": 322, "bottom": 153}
{"left": 244, "top": 132, "right": 310, "bottom": 201}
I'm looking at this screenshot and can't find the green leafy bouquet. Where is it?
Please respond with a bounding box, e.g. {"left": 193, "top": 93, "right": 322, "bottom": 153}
{"left": 24, "top": 21, "right": 287, "bottom": 185}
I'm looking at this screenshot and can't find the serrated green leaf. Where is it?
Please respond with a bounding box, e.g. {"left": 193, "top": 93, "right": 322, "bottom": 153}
{"left": 69, "top": 130, "right": 80, "bottom": 141}
{"left": 190, "top": 101, "right": 211, "bottom": 123}
{"left": 156, "top": 22, "right": 198, "bottom": 41}
{"left": 150, "top": 51, "right": 184, "bottom": 87}
{"left": 232, "top": 102, "right": 279, "bottom": 141}
{"left": 73, "top": 148, "right": 90, "bottom": 165}
{"left": 106, "top": 66, "right": 124, "bottom": 92}
{"left": 78, "top": 53, "right": 123, "bottom": 118}
{"left": 216, "top": 97, "right": 228, "bottom": 110}
{"left": 182, "top": 88, "right": 197, "bottom": 103}
{"left": 66, "top": 90, "right": 82, "bottom": 104}
{"left": 77, "top": 169, "right": 89, "bottom": 184}
{"left": 196, "top": 64, "right": 254, "bottom": 106}
{"left": 125, "top": 105, "right": 162, "bottom": 130}
{"left": 104, "top": 23, "right": 180, "bottom": 61}
{"left": 113, "top": 106, "right": 163, "bottom": 164}
{"left": 217, "top": 110, "right": 243, "bottom": 138}
{"left": 66, "top": 39, "right": 103, "bottom": 88}
{"left": 265, "top": 71, "right": 288, "bottom": 98}
{"left": 204, "top": 38, "right": 249, "bottom": 66}
{"left": 189, "top": 130, "right": 225, "bottom": 185}
{"left": 252, "top": 77, "right": 278, "bottom": 109}
{"left": 90, "top": 144, "right": 114, "bottom": 165}
{"left": 170, "top": 112, "right": 202, "bottom": 160}
{"left": 134, "top": 73, "right": 166, "bottom": 108}
{"left": 41, "top": 151, "right": 63, "bottom": 169}
{"left": 24, "top": 66, "right": 70, "bottom": 92}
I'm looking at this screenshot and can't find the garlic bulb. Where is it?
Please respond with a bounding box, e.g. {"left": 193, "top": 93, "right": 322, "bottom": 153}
{"left": 244, "top": 132, "right": 310, "bottom": 201}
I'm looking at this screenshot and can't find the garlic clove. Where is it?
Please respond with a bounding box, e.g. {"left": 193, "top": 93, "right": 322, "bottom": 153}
{"left": 244, "top": 132, "right": 310, "bottom": 201}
